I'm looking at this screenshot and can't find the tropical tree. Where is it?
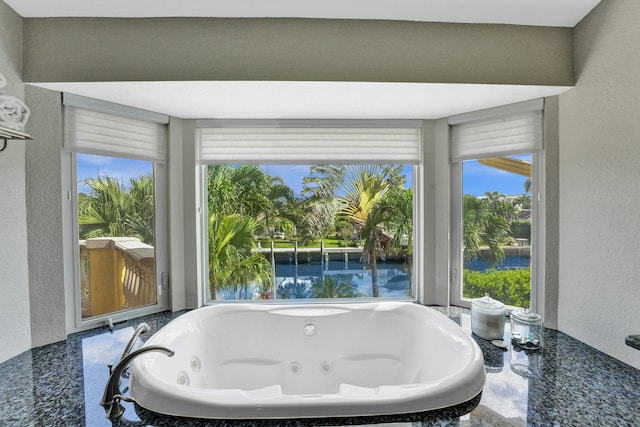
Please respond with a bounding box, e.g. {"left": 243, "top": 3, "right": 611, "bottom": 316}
{"left": 126, "top": 174, "right": 155, "bottom": 244}
{"left": 299, "top": 165, "right": 345, "bottom": 243}
{"left": 208, "top": 164, "right": 299, "bottom": 236}
{"left": 514, "top": 194, "right": 531, "bottom": 210}
{"left": 337, "top": 165, "right": 406, "bottom": 297}
{"left": 263, "top": 175, "right": 299, "bottom": 237}
{"left": 483, "top": 191, "right": 518, "bottom": 224}
{"left": 374, "top": 187, "right": 414, "bottom": 289}
{"left": 78, "top": 175, "right": 155, "bottom": 244}
{"left": 207, "top": 213, "right": 272, "bottom": 300}
{"left": 206, "top": 164, "right": 299, "bottom": 300}
{"left": 463, "top": 193, "right": 511, "bottom": 267}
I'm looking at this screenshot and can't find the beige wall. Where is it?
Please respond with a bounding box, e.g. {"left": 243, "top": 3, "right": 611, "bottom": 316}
{"left": 559, "top": 0, "right": 640, "bottom": 369}
{"left": 0, "top": 1, "right": 31, "bottom": 363}
{"left": 23, "top": 18, "right": 573, "bottom": 86}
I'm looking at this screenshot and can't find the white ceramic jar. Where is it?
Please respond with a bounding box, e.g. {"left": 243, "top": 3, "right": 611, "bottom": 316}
{"left": 471, "top": 294, "right": 506, "bottom": 340}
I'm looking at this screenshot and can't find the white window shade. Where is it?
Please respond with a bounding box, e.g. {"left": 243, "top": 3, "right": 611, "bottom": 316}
{"left": 197, "top": 121, "right": 422, "bottom": 165}
{"left": 63, "top": 94, "right": 168, "bottom": 162}
{"left": 449, "top": 99, "right": 543, "bottom": 162}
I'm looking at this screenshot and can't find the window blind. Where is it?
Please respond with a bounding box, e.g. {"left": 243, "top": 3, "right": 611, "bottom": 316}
{"left": 449, "top": 99, "right": 543, "bottom": 162}
{"left": 197, "top": 120, "right": 422, "bottom": 165}
{"left": 63, "top": 94, "right": 168, "bottom": 163}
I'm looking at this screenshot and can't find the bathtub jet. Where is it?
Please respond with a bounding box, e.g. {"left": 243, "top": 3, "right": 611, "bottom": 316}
{"left": 129, "top": 302, "right": 486, "bottom": 419}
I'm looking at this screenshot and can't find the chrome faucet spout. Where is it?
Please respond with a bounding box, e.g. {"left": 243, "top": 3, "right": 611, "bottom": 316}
{"left": 121, "top": 322, "right": 150, "bottom": 361}
{"left": 101, "top": 345, "right": 174, "bottom": 420}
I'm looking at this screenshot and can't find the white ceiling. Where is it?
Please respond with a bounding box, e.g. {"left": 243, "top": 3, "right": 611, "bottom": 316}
{"left": 17, "top": 1, "right": 598, "bottom": 120}
{"left": 33, "top": 81, "right": 572, "bottom": 120}
{"left": 6, "top": 0, "right": 600, "bottom": 27}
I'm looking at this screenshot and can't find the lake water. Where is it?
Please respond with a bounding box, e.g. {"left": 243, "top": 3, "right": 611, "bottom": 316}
{"left": 216, "top": 253, "right": 530, "bottom": 300}
{"left": 216, "top": 260, "right": 412, "bottom": 300}
{"left": 464, "top": 254, "right": 530, "bottom": 271}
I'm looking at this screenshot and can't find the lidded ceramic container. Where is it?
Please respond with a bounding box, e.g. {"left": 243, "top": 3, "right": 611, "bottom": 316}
{"left": 510, "top": 308, "right": 543, "bottom": 350}
{"left": 471, "top": 294, "right": 506, "bottom": 340}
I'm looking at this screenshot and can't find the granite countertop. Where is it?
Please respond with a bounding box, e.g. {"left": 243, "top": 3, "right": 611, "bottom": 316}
{"left": 1, "top": 306, "right": 639, "bottom": 426}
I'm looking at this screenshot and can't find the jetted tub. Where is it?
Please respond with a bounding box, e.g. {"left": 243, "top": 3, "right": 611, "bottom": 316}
{"left": 129, "top": 302, "right": 485, "bottom": 419}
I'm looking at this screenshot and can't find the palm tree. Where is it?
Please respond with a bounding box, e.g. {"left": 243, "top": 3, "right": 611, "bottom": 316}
{"left": 79, "top": 176, "right": 130, "bottom": 239}
{"left": 374, "top": 187, "right": 414, "bottom": 290}
{"left": 206, "top": 164, "right": 302, "bottom": 300}
{"left": 338, "top": 165, "right": 405, "bottom": 297}
{"left": 263, "top": 176, "right": 299, "bottom": 238}
{"left": 126, "top": 174, "right": 155, "bottom": 244}
{"left": 299, "top": 165, "right": 345, "bottom": 243}
{"left": 463, "top": 193, "right": 510, "bottom": 267}
{"left": 514, "top": 194, "right": 531, "bottom": 210}
{"left": 208, "top": 213, "right": 272, "bottom": 300}
{"left": 78, "top": 175, "right": 155, "bottom": 245}
{"left": 484, "top": 191, "right": 518, "bottom": 223}
{"left": 207, "top": 164, "right": 271, "bottom": 218}
{"left": 208, "top": 164, "right": 299, "bottom": 237}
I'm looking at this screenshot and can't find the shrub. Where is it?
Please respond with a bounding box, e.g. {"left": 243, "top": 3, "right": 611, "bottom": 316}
{"left": 463, "top": 268, "right": 530, "bottom": 308}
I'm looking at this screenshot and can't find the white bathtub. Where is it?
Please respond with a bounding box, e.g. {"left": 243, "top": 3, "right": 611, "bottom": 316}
{"left": 129, "top": 302, "right": 485, "bottom": 419}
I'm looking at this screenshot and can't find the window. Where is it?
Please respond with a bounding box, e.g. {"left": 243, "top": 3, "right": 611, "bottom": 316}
{"left": 449, "top": 100, "right": 544, "bottom": 309}
{"left": 63, "top": 94, "right": 169, "bottom": 326}
{"left": 197, "top": 121, "right": 421, "bottom": 303}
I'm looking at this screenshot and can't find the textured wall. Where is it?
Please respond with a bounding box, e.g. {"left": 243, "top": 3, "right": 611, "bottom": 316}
{"left": 25, "top": 86, "right": 66, "bottom": 347}
{"left": 559, "top": 0, "right": 640, "bottom": 369}
{"left": 23, "top": 18, "right": 574, "bottom": 86}
{"left": 0, "top": 1, "right": 31, "bottom": 363}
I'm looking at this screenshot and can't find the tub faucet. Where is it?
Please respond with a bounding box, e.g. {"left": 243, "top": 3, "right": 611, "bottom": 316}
{"left": 120, "top": 322, "right": 150, "bottom": 377}
{"left": 101, "top": 345, "right": 174, "bottom": 420}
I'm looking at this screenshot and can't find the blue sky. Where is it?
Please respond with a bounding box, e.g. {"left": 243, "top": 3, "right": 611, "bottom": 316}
{"left": 463, "top": 158, "right": 530, "bottom": 197}
{"left": 261, "top": 165, "right": 414, "bottom": 197}
{"left": 262, "top": 162, "right": 529, "bottom": 198}
{"left": 77, "top": 154, "right": 152, "bottom": 193}
{"left": 77, "top": 154, "right": 530, "bottom": 198}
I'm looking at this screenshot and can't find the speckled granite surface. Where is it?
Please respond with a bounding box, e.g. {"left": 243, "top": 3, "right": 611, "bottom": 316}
{"left": 1, "top": 306, "right": 639, "bottom": 426}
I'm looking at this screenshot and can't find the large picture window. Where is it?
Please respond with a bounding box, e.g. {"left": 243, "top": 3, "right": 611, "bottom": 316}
{"left": 198, "top": 121, "right": 421, "bottom": 302}
{"left": 449, "top": 100, "right": 544, "bottom": 309}
{"left": 63, "top": 94, "right": 169, "bottom": 325}
{"left": 459, "top": 155, "right": 533, "bottom": 308}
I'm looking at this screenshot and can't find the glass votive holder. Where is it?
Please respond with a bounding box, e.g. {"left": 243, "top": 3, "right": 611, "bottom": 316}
{"left": 510, "top": 308, "right": 543, "bottom": 350}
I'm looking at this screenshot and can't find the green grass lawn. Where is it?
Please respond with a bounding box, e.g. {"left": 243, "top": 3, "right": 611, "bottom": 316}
{"left": 257, "top": 237, "right": 345, "bottom": 249}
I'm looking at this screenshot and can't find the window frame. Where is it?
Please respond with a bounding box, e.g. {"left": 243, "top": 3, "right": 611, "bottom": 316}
{"left": 449, "top": 150, "right": 545, "bottom": 312}
{"left": 61, "top": 98, "right": 170, "bottom": 333}
{"left": 195, "top": 120, "right": 423, "bottom": 305}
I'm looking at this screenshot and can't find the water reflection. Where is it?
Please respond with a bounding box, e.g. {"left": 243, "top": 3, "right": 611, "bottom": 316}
{"left": 466, "top": 314, "right": 529, "bottom": 424}
{"left": 82, "top": 327, "right": 143, "bottom": 426}
{"left": 217, "top": 260, "right": 413, "bottom": 300}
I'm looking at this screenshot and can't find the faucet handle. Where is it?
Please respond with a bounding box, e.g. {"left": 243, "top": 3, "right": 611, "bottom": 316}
{"left": 107, "top": 363, "right": 114, "bottom": 375}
